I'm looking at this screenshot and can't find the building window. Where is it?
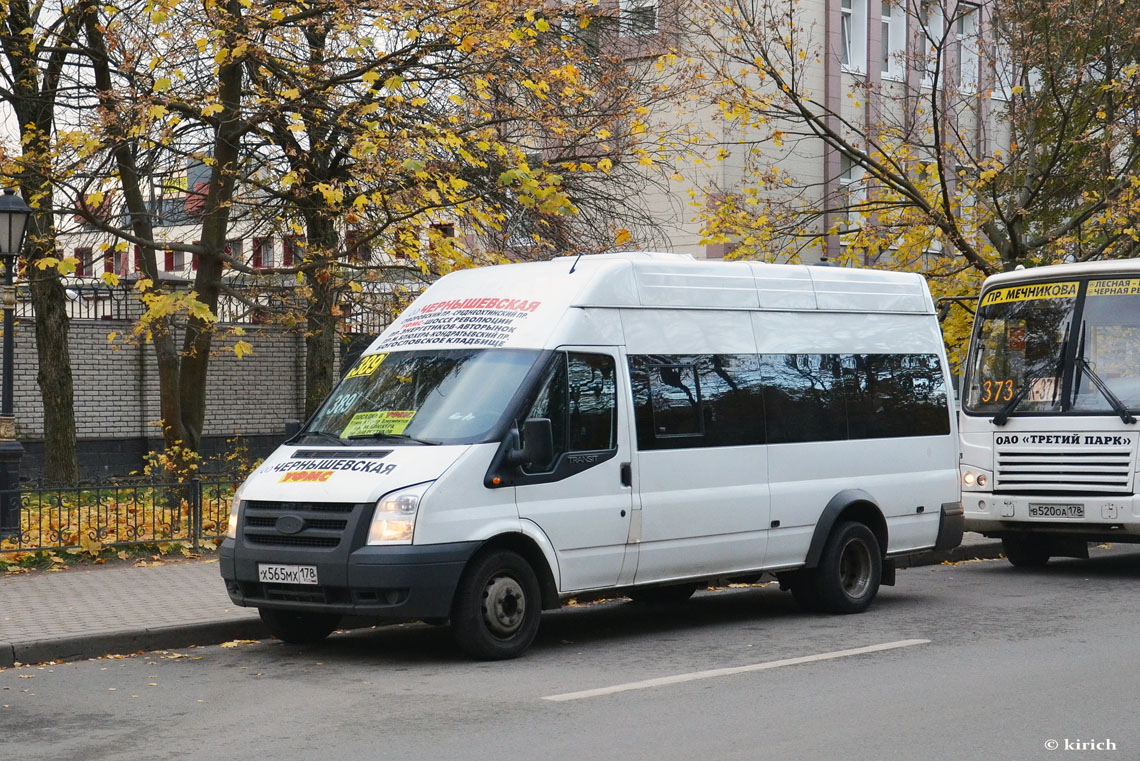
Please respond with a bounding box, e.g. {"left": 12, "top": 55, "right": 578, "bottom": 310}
{"left": 252, "top": 237, "right": 273, "bottom": 269}
{"left": 282, "top": 235, "right": 301, "bottom": 267}
{"left": 957, "top": 3, "right": 979, "bottom": 94}
{"left": 881, "top": 0, "right": 906, "bottom": 78}
{"left": 428, "top": 223, "right": 455, "bottom": 254}
{"left": 921, "top": 0, "right": 944, "bottom": 87}
{"left": 346, "top": 230, "right": 372, "bottom": 262}
{"left": 619, "top": 0, "right": 658, "bottom": 36}
{"left": 74, "top": 247, "right": 92, "bottom": 277}
{"left": 841, "top": 0, "right": 867, "bottom": 73}
{"left": 163, "top": 249, "right": 185, "bottom": 271}
{"left": 391, "top": 228, "right": 415, "bottom": 262}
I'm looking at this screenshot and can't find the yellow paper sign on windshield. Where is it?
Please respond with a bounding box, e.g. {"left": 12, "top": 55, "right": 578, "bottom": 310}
{"left": 345, "top": 353, "right": 388, "bottom": 380}
{"left": 979, "top": 281, "right": 1078, "bottom": 307}
{"left": 1089, "top": 279, "right": 1140, "bottom": 297}
{"left": 341, "top": 410, "right": 415, "bottom": 437}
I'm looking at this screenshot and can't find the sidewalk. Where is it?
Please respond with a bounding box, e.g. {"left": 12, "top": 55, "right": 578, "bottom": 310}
{"left": 0, "top": 534, "right": 1004, "bottom": 668}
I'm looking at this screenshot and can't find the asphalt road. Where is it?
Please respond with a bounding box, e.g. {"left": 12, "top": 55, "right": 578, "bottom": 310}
{"left": 4, "top": 549, "right": 1140, "bottom": 761}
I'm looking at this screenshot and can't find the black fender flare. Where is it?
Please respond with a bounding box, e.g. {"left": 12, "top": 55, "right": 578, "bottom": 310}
{"left": 803, "top": 489, "right": 887, "bottom": 569}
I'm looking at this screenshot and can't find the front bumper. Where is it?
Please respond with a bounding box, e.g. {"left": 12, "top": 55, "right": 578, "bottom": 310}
{"left": 964, "top": 492, "right": 1140, "bottom": 540}
{"left": 220, "top": 539, "right": 481, "bottom": 620}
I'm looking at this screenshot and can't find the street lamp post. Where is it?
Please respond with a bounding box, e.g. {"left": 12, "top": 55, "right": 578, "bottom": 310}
{"left": 0, "top": 188, "right": 30, "bottom": 537}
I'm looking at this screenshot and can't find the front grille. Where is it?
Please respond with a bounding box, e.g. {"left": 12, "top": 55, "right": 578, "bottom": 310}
{"left": 240, "top": 500, "right": 362, "bottom": 549}
{"left": 995, "top": 436, "right": 1135, "bottom": 494}
{"left": 256, "top": 584, "right": 351, "bottom": 605}
{"left": 245, "top": 534, "right": 340, "bottom": 548}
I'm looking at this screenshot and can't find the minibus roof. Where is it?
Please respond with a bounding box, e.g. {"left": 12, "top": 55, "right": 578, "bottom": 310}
{"left": 365, "top": 252, "right": 935, "bottom": 355}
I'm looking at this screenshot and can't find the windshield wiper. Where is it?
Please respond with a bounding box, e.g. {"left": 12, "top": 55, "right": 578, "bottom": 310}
{"left": 1076, "top": 357, "right": 1137, "bottom": 424}
{"left": 346, "top": 432, "right": 441, "bottom": 445}
{"left": 286, "top": 430, "right": 346, "bottom": 446}
{"left": 991, "top": 363, "right": 1062, "bottom": 426}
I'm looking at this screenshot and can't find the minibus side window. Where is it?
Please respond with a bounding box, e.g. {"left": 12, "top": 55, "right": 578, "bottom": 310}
{"left": 568, "top": 353, "right": 618, "bottom": 450}
{"left": 520, "top": 352, "right": 619, "bottom": 474}
{"left": 520, "top": 356, "right": 569, "bottom": 473}
{"left": 649, "top": 363, "right": 703, "bottom": 437}
{"left": 762, "top": 354, "right": 848, "bottom": 444}
{"left": 844, "top": 353, "right": 950, "bottom": 438}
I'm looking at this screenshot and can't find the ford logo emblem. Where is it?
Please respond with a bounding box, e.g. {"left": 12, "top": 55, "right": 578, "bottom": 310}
{"left": 276, "top": 515, "right": 305, "bottom": 535}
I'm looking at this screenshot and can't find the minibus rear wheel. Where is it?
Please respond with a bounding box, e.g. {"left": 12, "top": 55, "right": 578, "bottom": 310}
{"left": 452, "top": 549, "right": 542, "bottom": 660}
{"left": 808, "top": 521, "right": 881, "bottom": 614}
{"left": 258, "top": 608, "right": 342, "bottom": 645}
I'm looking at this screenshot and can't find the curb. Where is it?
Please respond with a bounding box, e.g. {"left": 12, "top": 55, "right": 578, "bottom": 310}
{"left": 0, "top": 618, "right": 266, "bottom": 668}
{"left": 1, "top": 540, "right": 1006, "bottom": 668}
{"left": 896, "top": 539, "right": 1005, "bottom": 569}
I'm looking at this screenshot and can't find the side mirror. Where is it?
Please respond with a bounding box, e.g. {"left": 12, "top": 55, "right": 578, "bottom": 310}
{"left": 507, "top": 418, "right": 554, "bottom": 468}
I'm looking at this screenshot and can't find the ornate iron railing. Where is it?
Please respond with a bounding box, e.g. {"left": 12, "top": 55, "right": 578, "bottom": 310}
{"left": 0, "top": 476, "right": 242, "bottom": 554}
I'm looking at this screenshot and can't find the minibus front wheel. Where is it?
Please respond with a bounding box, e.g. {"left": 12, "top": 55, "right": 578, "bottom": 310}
{"left": 451, "top": 549, "right": 542, "bottom": 660}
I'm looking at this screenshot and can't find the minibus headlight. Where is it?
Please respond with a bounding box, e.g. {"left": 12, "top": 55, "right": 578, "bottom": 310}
{"left": 226, "top": 485, "right": 245, "bottom": 539}
{"left": 368, "top": 482, "right": 432, "bottom": 546}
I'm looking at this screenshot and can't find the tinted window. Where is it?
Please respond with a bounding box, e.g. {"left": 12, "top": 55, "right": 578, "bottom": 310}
{"left": 630, "top": 352, "right": 948, "bottom": 450}
{"left": 844, "top": 354, "right": 950, "bottom": 438}
{"left": 521, "top": 352, "right": 619, "bottom": 472}
{"left": 762, "top": 354, "right": 848, "bottom": 444}
{"left": 699, "top": 355, "right": 766, "bottom": 446}
{"left": 521, "top": 356, "right": 569, "bottom": 472}
{"left": 568, "top": 353, "right": 618, "bottom": 450}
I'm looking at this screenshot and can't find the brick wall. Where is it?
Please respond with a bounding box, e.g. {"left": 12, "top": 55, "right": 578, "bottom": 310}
{"left": 11, "top": 317, "right": 343, "bottom": 477}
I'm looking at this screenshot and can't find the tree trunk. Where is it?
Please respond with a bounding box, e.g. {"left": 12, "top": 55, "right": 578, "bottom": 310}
{"left": 24, "top": 218, "right": 79, "bottom": 484}
{"left": 303, "top": 215, "right": 339, "bottom": 417}
{"left": 177, "top": 6, "right": 245, "bottom": 453}
{"left": 83, "top": 1, "right": 187, "bottom": 462}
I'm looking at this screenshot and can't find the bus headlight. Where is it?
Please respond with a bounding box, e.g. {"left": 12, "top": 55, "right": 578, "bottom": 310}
{"left": 368, "top": 482, "right": 432, "bottom": 545}
{"left": 962, "top": 467, "right": 992, "bottom": 491}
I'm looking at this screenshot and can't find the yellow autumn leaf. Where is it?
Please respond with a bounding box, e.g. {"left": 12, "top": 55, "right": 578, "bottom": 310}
{"left": 201, "top": 103, "right": 224, "bottom": 117}
{"left": 615, "top": 228, "right": 632, "bottom": 246}
{"left": 102, "top": 272, "right": 120, "bottom": 287}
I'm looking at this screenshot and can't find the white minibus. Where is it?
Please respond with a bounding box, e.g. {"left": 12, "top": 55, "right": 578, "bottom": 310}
{"left": 961, "top": 260, "right": 1140, "bottom": 566}
{"left": 220, "top": 252, "right": 962, "bottom": 659}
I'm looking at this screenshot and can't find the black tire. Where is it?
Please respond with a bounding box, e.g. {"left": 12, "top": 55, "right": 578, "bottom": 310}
{"left": 627, "top": 582, "right": 699, "bottom": 604}
{"left": 451, "top": 550, "right": 542, "bottom": 660}
{"left": 807, "top": 521, "right": 882, "bottom": 614}
{"left": 1002, "top": 536, "right": 1051, "bottom": 567}
{"left": 258, "top": 608, "right": 341, "bottom": 645}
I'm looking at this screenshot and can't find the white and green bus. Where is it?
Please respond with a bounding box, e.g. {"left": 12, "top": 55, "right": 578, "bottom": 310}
{"left": 962, "top": 260, "right": 1140, "bottom": 566}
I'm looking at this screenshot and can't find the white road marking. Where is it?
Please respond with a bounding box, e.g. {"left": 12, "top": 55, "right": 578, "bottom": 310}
{"left": 542, "top": 638, "right": 930, "bottom": 702}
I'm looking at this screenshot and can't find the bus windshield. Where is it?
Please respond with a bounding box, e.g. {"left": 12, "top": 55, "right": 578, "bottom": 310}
{"left": 964, "top": 277, "right": 1140, "bottom": 417}
{"left": 302, "top": 349, "right": 542, "bottom": 445}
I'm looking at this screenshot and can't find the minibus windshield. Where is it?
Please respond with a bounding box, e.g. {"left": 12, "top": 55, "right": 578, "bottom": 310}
{"left": 302, "top": 349, "right": 542, "bottom": 445}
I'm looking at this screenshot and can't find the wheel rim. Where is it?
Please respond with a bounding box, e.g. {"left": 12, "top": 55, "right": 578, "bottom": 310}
{"left": 839, "top": 538, "right": 873, "bottom": 599}
{"left": 481, "top": 573, "right": 526, "bottom": 638}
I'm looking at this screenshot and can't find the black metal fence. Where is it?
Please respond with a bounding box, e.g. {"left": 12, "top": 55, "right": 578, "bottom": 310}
{"left": 0, "top": 476, "right": 241, "bottom": 554}
{"left": 16, "top": 281, "right": 409, "bottom": 335}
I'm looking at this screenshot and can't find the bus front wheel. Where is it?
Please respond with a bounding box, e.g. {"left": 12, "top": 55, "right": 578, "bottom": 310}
{"left": 1001, "top": 535, "right": 1051, "bottom": 567}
